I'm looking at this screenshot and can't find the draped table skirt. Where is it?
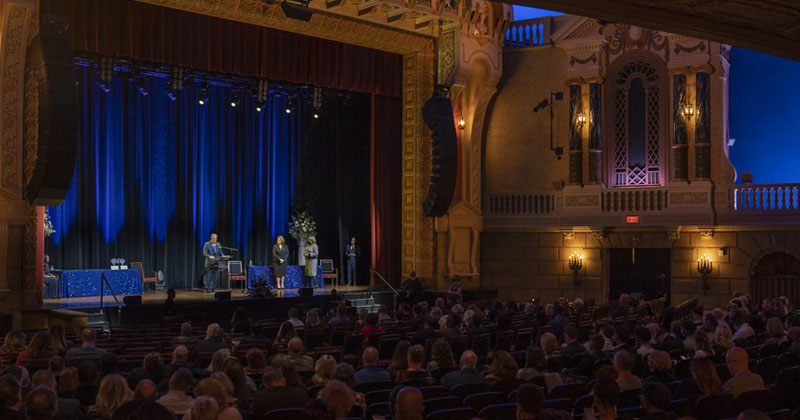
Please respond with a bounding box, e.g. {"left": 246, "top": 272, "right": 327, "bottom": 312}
{"left": 247, "top": 266, "right": 323, "bottom": 289}
{"left": 59, "top": 269, "right": 142, "bottom": 298}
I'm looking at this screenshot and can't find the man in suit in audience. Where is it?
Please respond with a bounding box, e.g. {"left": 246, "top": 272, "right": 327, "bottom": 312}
{"left": 723, "top": 347, "right": 764, "bottom": 398}
{"left": 252, "top": 366, "right": 309, "bottom": 417}
{"left": 191, "top": 324, "right": 229, "bottom": 362}
{"left": 65, "top": 328, "right": 107, "bottom": 364}
{"left": 355, "top": 347, "right": 391, "bottom": 385}
{"left": 273, "top": 337, "right": 314, "bottom": 372}
{"left": 548, "top": 304, "right": 569, "bottom": 340}
{"left": 560, "top": 326, "right": 584, "bottom": 358}
{"left": 31, "top": 370, "right": 82, "bottom": 420}
{"left": 60, "top": 361, "right": 99, "bottom": 409}
{"left": 394, "top": 387, "right": 424, "bottom": 420}
{"left": 440, "top": 351, "right": 485, "bottom": 389}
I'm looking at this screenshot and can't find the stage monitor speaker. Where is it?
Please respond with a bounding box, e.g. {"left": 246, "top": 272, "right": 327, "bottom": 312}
{"left": 123, "top": 295, "right": 142, "bottom": 306}
{"left": 215, "top": 291, "right": 231, "bottom": 301}
{"left": 281, "top": 1, "right": 313, "bottom": 21}
{"left": 421, "top": 95, "right": 457, "bottom": 217}
{"left": 25, "top": 26, "right": 78, "bottom": 206}
{"left": 299, "top": 287, "right": 314, "bottom": 297}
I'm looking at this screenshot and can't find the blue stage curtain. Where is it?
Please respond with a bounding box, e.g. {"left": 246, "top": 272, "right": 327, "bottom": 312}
{"left": 46, "top": 67, "right": 304, "bottom": 288}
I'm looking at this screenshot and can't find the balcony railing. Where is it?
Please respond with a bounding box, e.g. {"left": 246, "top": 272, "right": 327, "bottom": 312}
{"left": 602, "top": 188, "right": 669, "bottom": 212}
{"left": 730, "top": 184, "right": 800, "bottom": 211}
{"left": 504, "top": 17, "right": 551, "bottom": 49}
{"left": 487, "top": 192, "right": 556, "bottom": 215}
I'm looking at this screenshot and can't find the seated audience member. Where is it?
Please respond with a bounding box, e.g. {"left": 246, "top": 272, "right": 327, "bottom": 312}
{"left": 567, "top": 334, "right": 607, "bottom": 380}
{"left": 287, "top": 308, "right": 304, "bottom": 328}
{"left": 520, "top": 346, "right": 563, "bottom": 393}
{"left": 57, "top": 367, "right": 79, "bottom": 395}
{"left": 395, "top": 345, "right": 431, "bottom": 384}
{"left": 65, "top": 328, "right": 108, "bottom": 364}
{"left": 732, "top": 308, "right": 755, "bottom": 341}
{"left": 360, "top": 313, "right": 383, "bottom": 342}
{"left": 237, "top": 322, "right": 271, "bottom": 349}
{"left": 112, "top": 379, "right": 175, "bottom": 420}
{"left": 156, "top": 367, "right": 195, "bottom": 415}
{"left": 414, "top": 318, "right": 442, "bottom": 345}
{"left": 592, "top": 379, "right": 621, "bottom": 420}
{"left": 439, "top": 315, "right": 463, "bottom": 340}
{"left": 189, "top": 377, "right": 241, "bottom": 420}
{"left": 681, "top": 320, "right": 698, "bottom": 350}
{"left": 643, "top": 350, "right": 675, "bottom": 385}
{"left": 318, "top": 380, "right": 355, "bottom": 420}
{"left": 171, "top": 322, "right": 198, "bottom": 345}
{"left": 332, "top": 364, "right": 359, "bottom": 391}
{"left": 62, "top": 361, "right": 100, "bottom": 409}
{"left": 611, "top": 326, "right": 632, "bottom": 353}
{"left": 515, "top": 383, "right": 545, "bottom": 420}
{"left": 25, "top": 386, "right": 58, "bottom": 420}
{"left": 638, "top": 382, "right": 672, "bottom": 420}
{"left": 693, "top": 330, "right": 715, "bottom": 358}
{"left": 426, "top": 339, "right": 455, "bottom": 372}
{"left": 561, "top": 326, "right": 584, "bottom": 358}
{"left": 654, "top": 328, "right": 684, "bottom": 353}
{"left": 272, "top": 321, "right": 296, "bottom": 353}
{"left": 394, "top": 387, "right": 424, "bottom": 420}
{"left": 1, "top": 330, "right": 26, "bottom": 354}
{"left": 305, "top": 309, "right": 323, "bottom": 328}
{"left": 713, "top": 325, "right": 735, "bottom": 354}
{"left": 549, "top": 304, "right": 569, "bottom": 339}
{"left": 441, "top": 350, "right": 485, "bottom": 389}
{"left": 206, "top": 349, "right": 231, "bottom": 373}
{"left": 31, "top": 369, "right": 81, "bottom": 420}
{"left": 273, "top": 337, "right": 314, "bottom": 372}
{"left": 189, "top": 396, "right": 218, "bottom": 420}
{"left": 674, "top": 357, "right": 722, "bottom": 403}
{"left": 613, "top": 350, "right": 641, "bottom": 391}
{"left": 539, "top": 332, "right": 560, "bottom": 358}
{"left": 221, "top": 358, "right": 253, "bottom": 399}
{"left": 387, "top": 341, "right": 411, "bottom": 379}
{"left": 723, "top": 347, "right": 764, "bottom": 398}
{"left": 635, "top": 327, "right": 656, "bottom": 357}
{"left": 191, "top": 324, "right": 229, "bottom": 362}
{"left": 485, "top": 350, "right": 519, "bottom": 382}
{"left": 327, "top": 304, "right": 351, "bottom": 326}
{"left": 165, "top": 345, "right": 191, "bottom": 377}
{"left": 86, "top": 374, "right": 132, "bottom": 420}
{"left": 143, "top": 352, "right": 167, "bottom": 387}
{"left": 788, "top": 327, "right": 800, "bottom": 353}
{"left": 252, "top": 366, "right": 308, "bottom": 417}
{"left": 354, "top": 347, "right": 391, "bottom": 385}
{"left": 764, "top": 317, "right": 788, "bottom": 346}
{"left": 377, "top": 304, "right": 392, "bottom": 322}
{"left": 302, "top": 398, "right": 335, "bottom": 420}
{"left": 737, "top": 409, "right": 773, "bottom": 420}
{"left": 49, "top": 356, "right": 66, "bottom": 378}
{"left": 313, "top": 355, "right": 337, "bottom": 385}
{"left": 17, "top": 331, "right": 57, "bottom": 365}
{"left": 0, "top": 374, "right": 24, "bottom": 420}
{"left": 244, "top": 348, "right": 267, "bottom": 377}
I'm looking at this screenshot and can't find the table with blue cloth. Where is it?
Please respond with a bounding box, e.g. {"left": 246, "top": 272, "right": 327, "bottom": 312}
{"left": 247, "top": 265, "right": 324, "bottom": 289}
{"left": 59, "top": 269, "right": 143, "bottom": 298}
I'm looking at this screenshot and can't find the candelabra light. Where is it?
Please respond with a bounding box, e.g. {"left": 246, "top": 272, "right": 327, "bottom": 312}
{"left": 576, "top": 112, "right": 587, "bottom": 126}
{"left": 683, "top": 104, "right": 695, "bottom": 120}
{"left": 457, "top": 117, "right": 466, "bottom": 130}
{"left": 568, "top": 251, "right": 583, "bottom": 286}
{"left": 697, "top": 253, "right": 713, "bottom": 293}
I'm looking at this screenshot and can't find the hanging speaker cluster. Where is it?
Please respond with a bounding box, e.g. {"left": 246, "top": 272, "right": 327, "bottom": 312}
{"left": 421, "top": 95, "right": 458, "bottom": 217}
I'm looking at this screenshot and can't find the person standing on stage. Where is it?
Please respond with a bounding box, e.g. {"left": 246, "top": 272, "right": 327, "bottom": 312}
{"left": 203, "top": 233, "right": 224, "bottom": 292}
{"left": 303, "top": 236, "right": 318, "bottom": 288}
{"left": 344, "top": 237, "right": 361, "bottom": 286}
{"left": 272, "top": 236, "right": 289, "bottom": 289}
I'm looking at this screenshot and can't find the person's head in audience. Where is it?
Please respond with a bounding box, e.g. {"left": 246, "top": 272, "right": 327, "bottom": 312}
{"left": 24, "top": 331, "right": 54, "bottom": 359}
{"left": 58, "top": 367, "right": 78, "bottom": 391}
{"left": 715, "top": 325, "right": 734, "bottom": 350}
{"left": 332, "top": 363, "right": 356, "bottom": 388}
{"left": 681, "top": 320, "right": 697, "bottom": 338}
{"left": 362, "top": 347, "right": 379, "bottom": 367}
{"left": 32, "top": 370, "right": 57, "bottom": 391}
{"left": 126, "top": 368, "right": 148, "bottom": 391}
{"left": 336, "top": 303, "right": 348, "bottom": 319}
{"left": 458, "top": 350, "right": 478, "bottom": 371}
{"left": 429, "top": 308, "right": 442, "bottom": 322}
{"left": 703, "top": 313, "right": 719, "bottom": 331}
{"left": 489, "top": 351, "right": 519, "bottom": 382}
{"left": 737, "top": 409, "right": 773, "bottom": 420}
{"left": 406, "top": 345, "right": 425, "bottom": 371}
{"left": 690, "top": 357, "right": 721, "bottom": 396}
{"left": 573, "top": 298, "right": 585, "bottom": 312}
{"left": 94, "top": 374, "right": 133, "bottom": 419}
{"left": 524, "top": 303, "right": 534, "bottom": 315}
{"left": 169, "top": 367, "right": 194, "bottom": 394}
{"left": 281, "top": 360, "right": 302, "bottom": 387}
{"left": 303, "top": 398, "right": 335, "bottom": 420}
{"left": 245, "top": 348, "right": 266, "bottom": 372}
{"left": 221, "top": 357, "right": 250, "bottom": 398}
{"left": 48, "top": 356, "right": 64, "bottom": 376}
{"left": 634, "top": 327, "right": 651, "bottom": 349}
{"left": 539, "top": 332, "right": 558, "bottom": 355}
{"left": 612, "top": 350, "right": 635, "bottom": 378}
{"left": 288, "top": 307, "right": 300, "bottom": 321}
{"left": 726, "top": 347, "right": 750, "bottom": 376}
{"left": 49, "top": 324, "right": 69, "bottom": 352}
{"left": 365, "top": 313, "right": 379, "bottom": 327}
{"left": 80, "top": 327, "right": 99, "bottom": 346}
{"left": 172, "top": 345, "right": 189, "bottom": 364}
{"left": 262, "top": 366, "right": 285, "bottom": 389}
{"left": 767, "top": 317, "right": 785, "bottom": 340}
{"left": 314, "top": 354, "right": 337, "bottom": 384}
{"left": 639, "top": 382, "right": 670, "bottom": 414}
{"left": 25, "top": 385, "right": 57, "bottom": 420}
{"left": 589, "top": 334, "right": 606, "bottom": 355}
{"left": 209, "top": 371, "right": 236, "bottom": 404}
{"left": 1, "top": 330, "right": 26, "bottom": 353}
{"left": 207, "top": 348, "right": 231, "bottom": 372}
{"left": 204, "top": 323, "right": 222, "bottom": 341}
{"left": 670, "top": 320, "right": 683, "bottom": 339}
{"left": 77, "top": 360, "right": 99, "bottom": 386}
{"left": 195, "top": 377, "right": 230, "bottom": 411}
{"left": 732, "top": 307, "right": 748, "bottom": 327}
{"left": 276, "top": 321, "right": 297, "bottom": 345}
{"left": 647, "top": 351, "right": 671, "bottom": 375}
{"left": 516, "top": 383, "right": 544, "bottom": 420}
{"left": 523, "top": 346, "right": 546, "bottom": 371}
{"left": 612, "top": 326, "right": 629, "bottom": 346}
{"left": 143, "top": 352, "right": 165, "bottom": 380}
{"left": 694, "top": 329, "right": 714, "bottom": 356}
{"left": 592, "top": 379, "right": 620, "bottom": 420}
{"left": 434, "top": 298, "right": 445, "bottom": 309}
{"left": 180, "top": 322, "right": 193, "bottom": 337}
{"left": 789, "top": 327, "right": 800, "bottom": 345}
{"left": 305, "top": 309, "right": 321, "bottom": 327}
{"left": 0, "top": 374, "right": 22, "bottom": 410}
{"left": 190, "top": 395, "right": 219, "bottom": 420}
{"left": 389, "top": 340, "right": 411, "bottom": 373}
{"left": 600, "top": 324, "right": 616, "bottom": 341}
{"left": 563, "top": 326, "right": 578, "bottom": 344}
{"left": 318, "top": 380, "right": 354, "bottom": 420}
{"left": 287, "top": 337, "right": 305, "bottom": 355}
{"left": 394, "top": 386, "right": 424, "bottom": 420}
{"left": 430, "top": 339, "right": 455, "bottom": 368}
{"left": 134, "top": 379, "right": 158, "bottom": 401}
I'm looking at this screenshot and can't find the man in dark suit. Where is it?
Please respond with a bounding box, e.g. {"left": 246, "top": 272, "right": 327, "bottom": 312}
{"left": 344, "top": 237, "right": 361, "bottom": 286}
{"left": 252, "top": 366, "right": 308, "bottom": 417}
{"left": 191, "top": 324, "right": 229, "bottom": 362}
{"left": 202, "top": 233, "right": 225, "bottom": 292}
{"left": 65, "top": 328, "right": 107, "bottom": 365}
{"left": 441, "top": 351, "right": 485, "bottom": 389}
{"left": 414, "top": 318, "right": 442, "bottom": 345}
{"left": 32, "top": 370, "right": 82, "bottom": 420}
{"left": 561, "top": 326, "right": 585, "bottom": 358}
{"left": 354, "top": 347, "right": 391, "bottom": 385}
{"left": 59, "top": 361, "right": 99, "bottom": 410}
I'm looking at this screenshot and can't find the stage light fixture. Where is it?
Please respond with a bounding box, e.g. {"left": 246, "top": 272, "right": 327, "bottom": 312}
{"left": 134, "top": 75, "right": 149, "bottom": 96}
{"left": 97, "top": 56, "right": 114, "bottom": 93}
{"left": 230, "top": 91, "right": 240, "bottom": 108}
{"left": 285, "top": 96, "right": 296, "bottom": 114}
{"left": 255, "top": 100, "right": 265, "bottom": 112}
{"left": 198, "top": 83, "right": 210, "bottom": 105}
{"left": 313, "top": 113, "right": 319, "bottom": 119}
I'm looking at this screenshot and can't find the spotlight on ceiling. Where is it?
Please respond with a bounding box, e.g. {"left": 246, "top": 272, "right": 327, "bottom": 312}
{"left": 230, "top": 91, "right": 240, "bottom": 108}
{"left": 285, "top": 96, "right": 296, "bottom": 114}
{"left": 255, "top": 100, "right": 265, "bottom": 112}
{"left": 198, "top": 83, "right": 210, "bottom": 106}
{"left": 134, "top": 75, "right": 149, "bottom": 96}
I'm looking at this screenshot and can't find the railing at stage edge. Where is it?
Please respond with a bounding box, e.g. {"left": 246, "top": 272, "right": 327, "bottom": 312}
{"left": 504, "top": 17, "right": 552, "bottom": 49}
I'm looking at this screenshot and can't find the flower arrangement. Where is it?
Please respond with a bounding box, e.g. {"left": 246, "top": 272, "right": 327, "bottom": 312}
{"left": 44, "top": 210, "right": 55, "bottom": 237}
{"left": 288, "top": 210, "right": 317, "bottom": 239}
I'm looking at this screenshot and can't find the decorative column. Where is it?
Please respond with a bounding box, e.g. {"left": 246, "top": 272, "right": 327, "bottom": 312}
{"left": 587, "top": 82, "right": 602, "bottom": 183}
{"left": 672, "top": 73, "right": 689, "bottom": 180}
{"left": 569, "top": 83, "right": 582, "bottom": 185}
{"left": 695, "top": 72, "right": 711, "bottom": 179}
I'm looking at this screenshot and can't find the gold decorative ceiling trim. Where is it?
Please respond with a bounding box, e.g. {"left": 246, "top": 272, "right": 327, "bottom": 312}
{"left": 135, "top": 0, "right": 434, "bottom": 55}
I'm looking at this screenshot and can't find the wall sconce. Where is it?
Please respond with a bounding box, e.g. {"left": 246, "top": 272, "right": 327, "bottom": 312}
{"left": 457, "top": 117, "right": 466, "bottom": 130}
{"left": 697, "top": 253, "right": 713, "bottom": 294}
{"left": 683, "top": 104, "right": 695, "bottom": 120}
{"left": 568, "top": 251, "right": 583, "bottom": 286}
{"left": 576, "top": 112, "right": 587, "bottom": 126}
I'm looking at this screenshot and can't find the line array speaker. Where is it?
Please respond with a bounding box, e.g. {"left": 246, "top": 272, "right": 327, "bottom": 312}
{"left": 421, "top": 96, "right": 458, "bottom": 217}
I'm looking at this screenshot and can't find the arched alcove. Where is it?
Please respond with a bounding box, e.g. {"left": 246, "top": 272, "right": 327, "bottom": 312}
{"left": 750, "top": 251, "right": 800, "bottom": 306}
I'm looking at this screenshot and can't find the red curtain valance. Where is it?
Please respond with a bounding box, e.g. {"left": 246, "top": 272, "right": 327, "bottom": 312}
{"left": 42, "top": 0, "right": 401, "bottom": 97}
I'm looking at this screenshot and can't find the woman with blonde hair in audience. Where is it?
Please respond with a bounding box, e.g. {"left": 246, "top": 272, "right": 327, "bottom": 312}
{"left": 764, "top": 317, "right": 788, "bottom": 346}
{"left": 187, "top": 377, "right": 242, "bottom": 420}
{"left": 189, "top": 395, "right": 219, "bottom": 420}
{"left": 713, "top": 325, "right": 734, "bottom": 354}
{"left": 486, "top": 350, "right": 519, "bottom": 382}
{"left": 539, "top": 332, "right": 560, "bottom": 358}
{"left": 207, "top": 348, "right": 231, "bottom": 372}
{"left": 48, "top": 324, "right": 71, "bottom": 355}
{"left": 305, "top": 309, "right": 322, "bottom": 328}
{"left": 318, "top": 380, "right": 355, "bottom": 419}
{"left": 312, "top": 354, "right": 337, "bottom": 385}
{"left": 204, "top": 323, "right": 222, "bottom": 341}
{"left": 86, "top": 374, "right": 132, "bottom": 420}
{"left": 210, "top": 371, "right": 240, "bottom": 408}
{"left": 693, "top": 330, "right": 714, "bottom": 358}
{"left": 1, "top": 330, "right": 26, "bottom": 353}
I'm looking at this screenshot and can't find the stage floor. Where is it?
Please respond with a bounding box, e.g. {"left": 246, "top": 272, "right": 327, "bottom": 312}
{"left": 41, "top": 285, "right": 370, "bottom": 310}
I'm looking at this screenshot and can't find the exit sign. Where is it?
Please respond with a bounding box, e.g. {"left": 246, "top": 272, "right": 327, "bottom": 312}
{"left": 626, "top": 216, "right": 640, "bottom": 224}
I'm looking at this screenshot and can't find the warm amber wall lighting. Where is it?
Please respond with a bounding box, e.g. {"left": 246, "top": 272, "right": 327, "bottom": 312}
{"left": 457, "top": 117, "right": 466, "bottom": 130}
{"left": 683, "top": 104, "right": 695, "bottom": 120}
{"left": 576, "top": 112, "right": 587, "bottom": 126}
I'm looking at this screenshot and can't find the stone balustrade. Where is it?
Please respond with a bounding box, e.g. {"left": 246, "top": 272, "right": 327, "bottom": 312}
{"left": 504, "top": 17, "right": 551, "bottom": 49}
